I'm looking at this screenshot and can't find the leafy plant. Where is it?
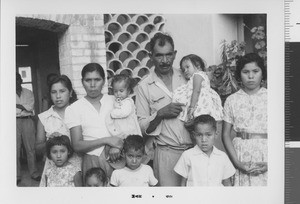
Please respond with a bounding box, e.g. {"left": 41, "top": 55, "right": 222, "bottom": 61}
{"left": 209, "top": 25, "right": 267, "bottom": 104}
{"left": 209, "top": 40, "right": 245, "bottom": 104}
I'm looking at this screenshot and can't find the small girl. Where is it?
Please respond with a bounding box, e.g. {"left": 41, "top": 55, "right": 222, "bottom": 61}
{"left": 85, "top": 167, "right": 109, "bottom": 187}
{"left": 173, "top": 54, "right": 223, "bottom": 123}
{"left": 105, "top": 74, "right": 142, "bottom": 163}
{"left": 45, "top": 135, "right": 82, "bottom": 187}
{"left": 110, "top": 135, "right": 158, "bottom": 187}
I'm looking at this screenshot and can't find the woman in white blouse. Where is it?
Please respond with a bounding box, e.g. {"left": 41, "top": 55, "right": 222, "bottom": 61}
{"left": 36, "top": 75, "right": 81, "bottom": 186}
{"left": 64, "top": 63, "right": 124, "bottom": 180}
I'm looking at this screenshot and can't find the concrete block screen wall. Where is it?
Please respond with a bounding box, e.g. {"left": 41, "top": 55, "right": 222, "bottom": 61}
{"left": 104, "top": 14, "right": 165, "bottom": 84}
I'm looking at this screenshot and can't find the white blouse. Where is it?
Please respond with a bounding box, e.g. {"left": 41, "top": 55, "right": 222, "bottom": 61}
{"left": 65, "top": 94, "right": 115, "bottom": 156}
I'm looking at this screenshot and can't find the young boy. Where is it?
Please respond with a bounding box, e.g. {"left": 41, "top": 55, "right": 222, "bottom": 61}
{"left": 110, "top": 135, "right": 158, "bottom": 187}
{"left": 174, "top": 115, "right": 236, "bottom": 186}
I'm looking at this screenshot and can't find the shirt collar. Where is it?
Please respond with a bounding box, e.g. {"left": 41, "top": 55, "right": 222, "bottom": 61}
{"left": 237, "top": 87, "right": 267, "bottom": 96}
{"left": 44, "top": 106, "right": 62, "bottom": 119}
{"left": 147, "top": 67, "right": 184, "bottom": 85}
{"left": 193, "top": 145, "right": 222, "bottom": 156}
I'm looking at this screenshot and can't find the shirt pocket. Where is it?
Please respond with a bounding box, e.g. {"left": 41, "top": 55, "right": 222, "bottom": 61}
{"left": 149, "top": 94, "right": 169, "bottom": 113}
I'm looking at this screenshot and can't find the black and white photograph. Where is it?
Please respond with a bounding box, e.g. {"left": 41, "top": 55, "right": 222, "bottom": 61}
{"left": 1, "top": 0, "right": 284, "bottom": 203}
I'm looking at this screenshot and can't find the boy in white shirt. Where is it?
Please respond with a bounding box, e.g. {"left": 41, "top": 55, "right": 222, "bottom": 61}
{"left": 174, "top": 115, "right": 235, "bottom": 186}
{"left": 110, "top": 135, "right": 158, "bottom": 187}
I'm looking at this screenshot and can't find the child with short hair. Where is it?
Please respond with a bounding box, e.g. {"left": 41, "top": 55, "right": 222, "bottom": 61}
{"left": 110, "top": 135, "right": 158, "bottom": 187}
{"left": 85, "top": 167, "right": 109, "bottom": 187}
{"left": 105, "top": 74, "right": 142, "bottom": 164}
{"left": 45, "top": 135, "right": 82, "bottom": 187}
{"left": 174, "top": 115, "right": 235, "bottom": 186}
{"left": 173, "top": 54, "right": 223, "bottom": 123}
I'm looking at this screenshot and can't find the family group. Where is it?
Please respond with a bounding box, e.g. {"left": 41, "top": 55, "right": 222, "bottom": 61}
{"left": 16, "top": 32, "right": 267, "bottom": 187}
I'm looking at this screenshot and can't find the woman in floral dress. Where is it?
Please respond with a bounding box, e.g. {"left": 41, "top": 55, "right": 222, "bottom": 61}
{"left": 222, "top": 53, "right": 267, "bottom": 186}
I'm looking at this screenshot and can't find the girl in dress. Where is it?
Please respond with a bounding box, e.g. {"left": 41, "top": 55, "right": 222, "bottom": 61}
{"left": 106, "top": 74, "right": 141, "bottom": 138}
{"left": 172, "top": 54, "right": 223, "bottom": 124}
{"left": 222, "top": 53, "right": 267, "bottom": 186}
{"left": 36, "top": 75, "right": 82, "bottom": 187}
{"left": 105, "top": 74, "right": 142, "bottom": 164}
{"left": 44, "top": 135, "right": 82, "bottom": 186}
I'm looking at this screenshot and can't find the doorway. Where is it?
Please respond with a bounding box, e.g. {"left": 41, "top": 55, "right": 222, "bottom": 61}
{"left": 16, "top": 26, "right": 61, "bottom": 116}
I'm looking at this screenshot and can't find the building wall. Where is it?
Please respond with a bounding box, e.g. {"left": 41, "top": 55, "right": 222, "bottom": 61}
{"left": 17, "top": 14, "right": 107, "bottom": 98}
{"left": 16, "top": 14, "right": 241, "bottom": 99}
{"left": 164, "top": 14, "right": 240, "bottom": 68}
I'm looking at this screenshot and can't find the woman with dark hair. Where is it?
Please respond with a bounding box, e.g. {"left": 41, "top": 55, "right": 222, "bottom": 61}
{"left": 64, "top": 63, "right": 123, "bottom": 181}
{"left": 222, "top": 53, "right": 268, "bottom": 186}
{"left": 41, "top": 73, "right": 59, "bottom": 112}
{"left": 36, "top": 74, "right": 82, "bottom": 187}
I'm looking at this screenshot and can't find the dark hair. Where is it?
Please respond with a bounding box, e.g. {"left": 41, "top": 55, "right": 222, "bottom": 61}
{"left": 180, "top": 54, "right": 206, "bottom": 71}
{"left": 85, "top": 167, "right": 108, "bottom": 185}
{"left": 235, "top": 53, "right": 267, "bottom": 82}
{"left": 111, "top": 74, "right": 136, "bottom": 95}
{"left": 192, "top": 114, "right": 217, "bottom": 132}
{"left": 46, "top": 135, "right": 74, "bottom": 160}
{"left": 46, "top": 73, "right": 59, "bottom": 86}
{"left": 149, "top": 32, "right": 175, "bottom": 54}
{"left": 48, "top": 74, "right": 77, "bottom": 104}
{"left": 81, "top": 63, "right": 105, "bottom": 81}
{"left": 123, "top": 135, "right": 145, "bottom": 154}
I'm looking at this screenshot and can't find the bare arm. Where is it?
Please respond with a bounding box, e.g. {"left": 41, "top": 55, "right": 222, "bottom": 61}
{"left": 189, "top": 74, "right": 203, "bottom": 108}
{"left": 70, "top": 126, "right": 123, "bottom": 153}
{"left": 35, "top": 119, "right": 46, "bottom": 153}
{"left": 74, "top": 171, "right": 83, "bottom": 187}
{"left": 222, "top": 121, "right": 240, "bottom": 168}
{"left": 222, "top": 121, "right": 255, "bottom": 173}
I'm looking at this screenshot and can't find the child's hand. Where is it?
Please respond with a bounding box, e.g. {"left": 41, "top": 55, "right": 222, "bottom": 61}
{"left": 187, "top": 106, "right": 195, "bottom": 121}
{"left": 108, "top": 147, "right": 121, "bottom": 162}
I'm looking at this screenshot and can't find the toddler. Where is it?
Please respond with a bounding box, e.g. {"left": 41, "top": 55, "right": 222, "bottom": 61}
{"left": 173, "top": 54, "right": 223, "bottom": 123}
{"left": 110, "top": 135, "right": 158, "bottom": 187}
{"left": 85, "top": 167, "right": 109, "bottom": 187}
{"left": 105, "top": 74, "right": 142, "bottom": 164}
{"left": 174, "top": 115, "right": 235, "bottom": 186}
{"left": 44, "top": 135, "right": 82, "bottom": 187}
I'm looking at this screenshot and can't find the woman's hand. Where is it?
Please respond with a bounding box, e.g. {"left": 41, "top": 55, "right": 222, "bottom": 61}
{"left": 237, "top": 161, "right": 268, "bottom": 175}
{"left": 108, "top": 147, "right": 121, "bottom": 162}
{"left": 248, "top": 162, "right": 268, "bottom": 176}
{"left": 237, "top": 161, "right": 255, "bottom": 174}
